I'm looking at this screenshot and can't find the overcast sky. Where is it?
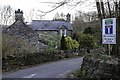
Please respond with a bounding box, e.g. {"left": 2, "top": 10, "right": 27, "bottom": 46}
{"left": 0, "top": 0, "right": 96, "bottom": 22}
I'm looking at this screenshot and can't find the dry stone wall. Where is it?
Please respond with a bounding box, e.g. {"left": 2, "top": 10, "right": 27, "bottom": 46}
{"left": 80, "top": 53, "right": 120, "bottom": 79}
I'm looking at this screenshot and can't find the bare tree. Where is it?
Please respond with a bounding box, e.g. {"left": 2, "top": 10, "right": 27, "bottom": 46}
{"left": 73, "top": 15, "right": 84, "bottom": 32}
{"left": 27, "top": 9, "right": 35, "bottom": 22}
{"left": 107, "top": 0, "right": 112, "bottom": 17}
{"left": 82, "top": 12, "right": 98, "bottom": 22}
{"left": 36, "top": 0, "right": 93, "bottom": 18}
{"left": 25, "top": 9, "right": 35, "bottom": 22}
{"left": 53, "top": 12, "right": 65, "bottom": 20}
{"left": 73, "top": 11, "right": 98, "bottom": 32}
{"left": 0, "top": 5, "right": 14, "bottom": 26}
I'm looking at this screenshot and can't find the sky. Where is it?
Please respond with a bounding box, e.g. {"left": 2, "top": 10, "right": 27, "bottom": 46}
{"left": 0, "top": 0, "right": 97, "bottom": 22}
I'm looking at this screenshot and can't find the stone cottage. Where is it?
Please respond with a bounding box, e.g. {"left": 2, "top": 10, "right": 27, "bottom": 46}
{"left": 2, "top": 9, "right": 73, "bottom": 51}
{"left": 29, "top": 13, "right": 73, "bottom": 37}
{"left": 3, "top": 9, "right": 47, "bottom": 53}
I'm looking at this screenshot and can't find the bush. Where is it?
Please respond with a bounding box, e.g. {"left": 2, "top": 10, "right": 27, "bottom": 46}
{"left": 40, "top": 33, "right": 60, "bottom": 49}
{"left": 60, "top": 36, "right": 79, "bottom": 50}
{"left": 83, "top": 27, "right": 96, "bottom": 35}
{"left": 60, "top": 36, "right": 67, "bottom": 50}
{"left": 72, "top": 32, "right": 82, "bottom": 41}
{"left": 78, "top": 34, "right": 97, "bottom": 49}
{"left": 65, "top": 36, "right": 79, "bottom": 50}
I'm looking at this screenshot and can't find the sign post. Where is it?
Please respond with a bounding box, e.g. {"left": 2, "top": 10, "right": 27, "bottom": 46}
{"left": 102, "top": 18, "right": 116, "bottom": 55}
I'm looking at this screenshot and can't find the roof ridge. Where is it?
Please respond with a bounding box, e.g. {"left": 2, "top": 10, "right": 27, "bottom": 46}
{"left": 32, "top": 20, "right": 52, "bottom": 21}
{"left": 32, "top": 20, "right": 66, "bottom": 22}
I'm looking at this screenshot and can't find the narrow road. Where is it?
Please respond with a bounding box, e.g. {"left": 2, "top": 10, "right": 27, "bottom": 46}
{"left": 3, "top": 57, "right": 83, "bottom": 78}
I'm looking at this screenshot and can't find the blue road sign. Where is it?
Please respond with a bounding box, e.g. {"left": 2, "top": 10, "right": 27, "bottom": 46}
{"left": 105, "top": 25, "right": 113, "bottom": 34}
{"left": 102, "top": 18, "right": 116, "bottom": 44}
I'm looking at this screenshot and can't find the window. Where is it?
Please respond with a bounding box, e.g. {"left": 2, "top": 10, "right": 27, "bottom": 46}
{"left": 60, "top": 29, "right": 66, "bottom": 37}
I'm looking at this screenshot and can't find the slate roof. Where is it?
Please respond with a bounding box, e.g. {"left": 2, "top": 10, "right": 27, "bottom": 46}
{"left": 4, "top": 20, "right": 38, "bottom": 38}
{"left": 29, "top": 20, "right": 73, "bottom": 31}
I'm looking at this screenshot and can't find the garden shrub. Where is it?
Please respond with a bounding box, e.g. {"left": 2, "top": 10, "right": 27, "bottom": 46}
{"left": 83, "top": 27, "right": 96, "bottom": 35}
{"left": 78, "top": 34, "right": 97, "bottom": 49}
{"left": 65, "top": 36, "right": 79, "bottom": 50}
{"left": 60, "top": 36, "right": 67, "bottom": 50}
{"left": 60, "top": 36, "right": 79, "bottom": 50}
{"left": 40, "top": 33, "right": 60, "bottom": 49}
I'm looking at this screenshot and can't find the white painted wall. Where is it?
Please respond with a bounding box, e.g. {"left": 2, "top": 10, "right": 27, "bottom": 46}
{"left": 60, "top": 29, "right": 62, "bottom": 37}
{"left": 64, "top": 29, "right": 66, "bottom": 36}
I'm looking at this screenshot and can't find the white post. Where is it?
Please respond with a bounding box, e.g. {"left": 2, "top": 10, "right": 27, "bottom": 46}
{"left": 64, "top": 29, "right": 66, "bottom": 36}
{"left": 60, "top": 29, "right": 62, "bottom": 37}
{"left": 108, "top": 44, "right": 110, "bottom": 55}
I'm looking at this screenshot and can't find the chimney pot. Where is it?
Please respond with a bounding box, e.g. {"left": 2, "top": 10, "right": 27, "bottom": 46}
{"left": 66, "top": 13, "right": 71, "bottom": 22}
{"left": 15, "top": 9, "right": 24, "bottom": 22}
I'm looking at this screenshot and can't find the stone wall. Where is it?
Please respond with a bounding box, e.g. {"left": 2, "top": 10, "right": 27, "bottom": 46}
{"left": 80, "top": 53, "right": 120, "bottom": 79}
{"left": 2, "top": 50, "right": 80, "bottom": 72}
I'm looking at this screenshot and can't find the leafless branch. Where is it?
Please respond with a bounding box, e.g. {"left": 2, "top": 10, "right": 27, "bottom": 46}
{"left": 36, "top": 0, "right": 94, "bottom": 17}
{"left": 38, "top": 0, "right": 68, "bottom": 13}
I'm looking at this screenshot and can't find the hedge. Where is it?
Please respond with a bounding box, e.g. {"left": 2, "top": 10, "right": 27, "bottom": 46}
{"left": 2, "top": 50, "right": 80, "bottom": 72}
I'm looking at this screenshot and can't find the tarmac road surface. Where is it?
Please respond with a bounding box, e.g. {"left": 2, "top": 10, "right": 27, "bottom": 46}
{"left": 2, "top": 57, "right": 83, "bottom": 78}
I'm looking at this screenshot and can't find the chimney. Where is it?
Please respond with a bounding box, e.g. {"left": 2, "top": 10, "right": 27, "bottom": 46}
{"left": 66, "top": 13, "right": 71, "bottom": 22}
{"left": 15, "top": 9, "right": 23, "bottom": 22}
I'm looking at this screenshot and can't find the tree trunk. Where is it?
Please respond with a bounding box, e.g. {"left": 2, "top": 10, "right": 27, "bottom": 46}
{"left": 100, "top": 0, "right": 110, "bottom": 54}
{"left": 107, "top": 0, "right": 112, "bottom": 17}
{"left": 95, "top": 0, "right": 102, "bottom": 44}
{"left": 118, "top": 1, "right": 120, "bottom": 56}
{"left": 100, "top": 0, "right": 105, "bottom": 18}
{"left": 112, "top": 2, "right": 119, "bottom": 56}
